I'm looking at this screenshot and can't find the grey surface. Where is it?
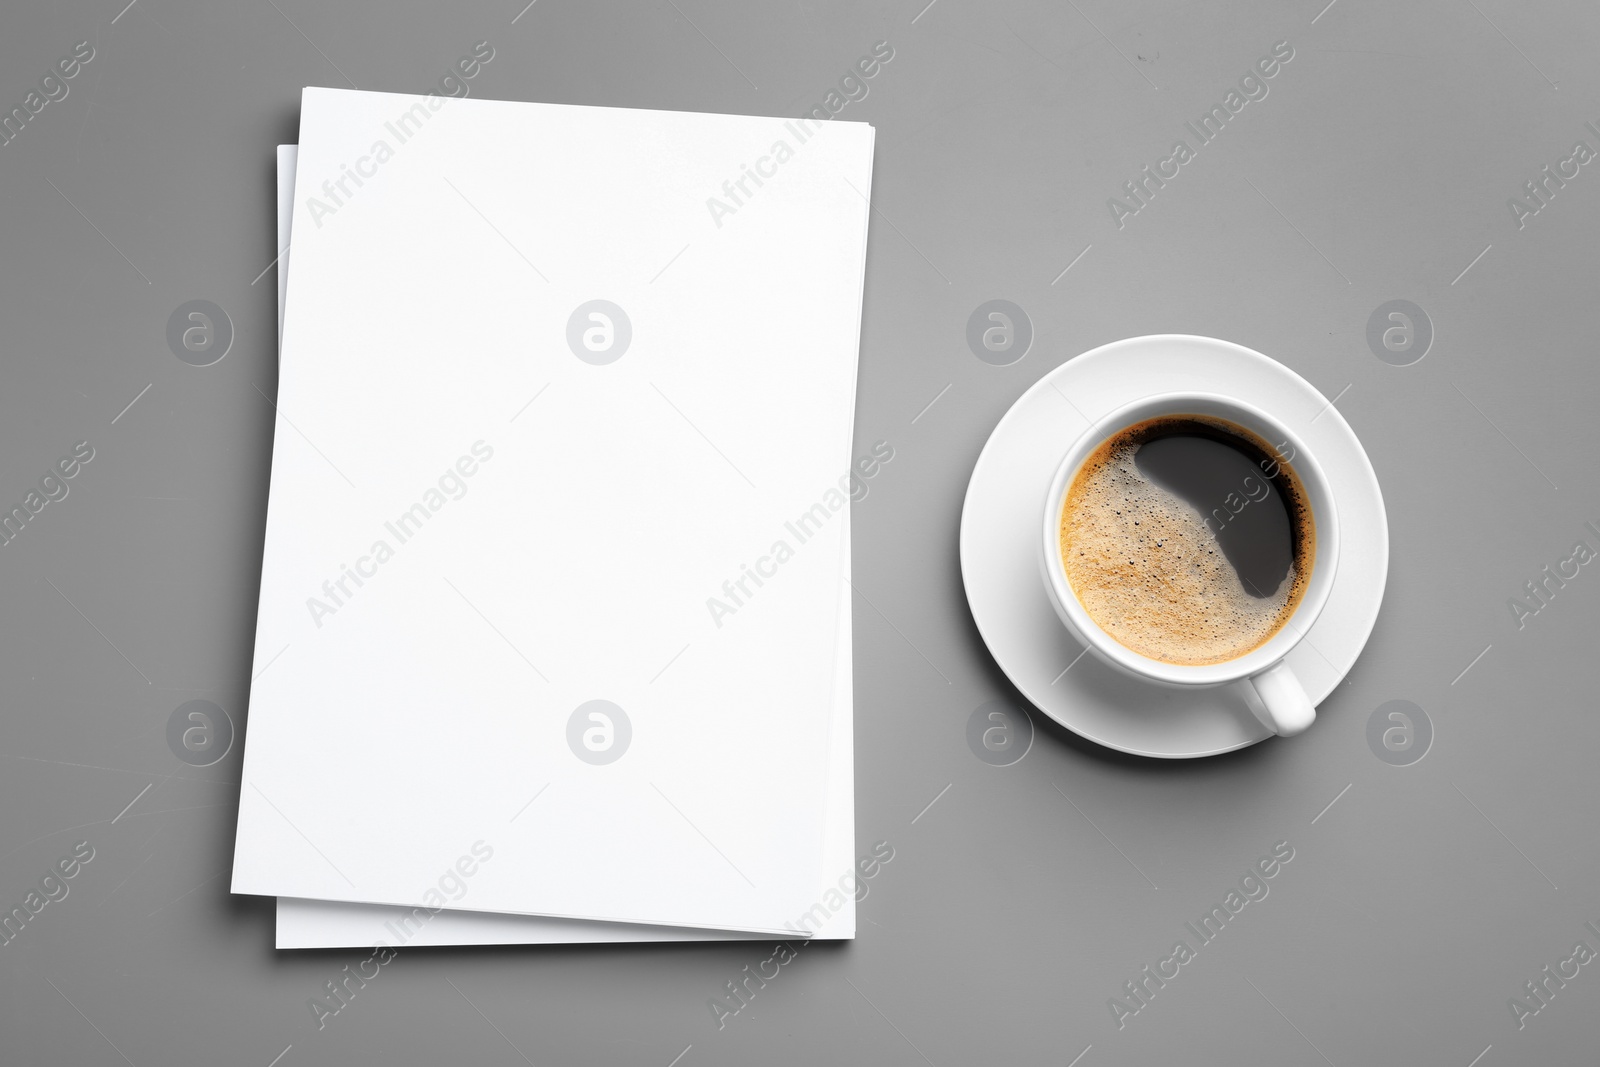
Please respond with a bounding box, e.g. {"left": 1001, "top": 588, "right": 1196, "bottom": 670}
{"left": 1, "top": 0, "right": 1597, "bottom": 1064}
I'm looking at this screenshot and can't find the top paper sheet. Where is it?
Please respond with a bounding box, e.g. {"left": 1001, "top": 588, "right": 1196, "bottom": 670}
{"left": 232, "top": 88, "right": 874, "bottom": 933}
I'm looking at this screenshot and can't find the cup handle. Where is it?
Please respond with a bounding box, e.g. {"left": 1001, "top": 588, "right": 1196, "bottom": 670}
{"left": 1241, "top": 660, "right": 1316, "bottom": 737}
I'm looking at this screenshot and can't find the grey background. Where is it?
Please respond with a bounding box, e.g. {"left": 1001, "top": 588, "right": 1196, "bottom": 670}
{"left": 1, "top": 0, "right": 1596, "bottom": 1064}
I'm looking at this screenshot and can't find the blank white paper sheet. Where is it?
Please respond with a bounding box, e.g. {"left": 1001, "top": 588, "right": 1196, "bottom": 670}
{"left": 232, "top": 89, "right": 873, "bottom": 936}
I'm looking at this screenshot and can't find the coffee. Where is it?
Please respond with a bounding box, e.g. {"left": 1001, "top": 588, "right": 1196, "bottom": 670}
{"left": 1058, "top": 414, "right": 1315, "bottom": 666}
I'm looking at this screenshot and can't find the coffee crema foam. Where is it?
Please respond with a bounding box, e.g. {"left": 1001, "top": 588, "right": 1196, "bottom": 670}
{"left": 1059, "top": 416, "right": 1312, "bottom": 666}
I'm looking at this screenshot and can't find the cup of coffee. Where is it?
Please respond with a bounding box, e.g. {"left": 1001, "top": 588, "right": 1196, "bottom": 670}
{"left": 1039, "top": 392, "right": 1340, "bottom": 737}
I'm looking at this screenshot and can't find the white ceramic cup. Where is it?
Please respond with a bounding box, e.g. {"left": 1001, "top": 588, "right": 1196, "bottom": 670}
{"left": 1040, "top": 392, "right": 1340, "bottom": 738}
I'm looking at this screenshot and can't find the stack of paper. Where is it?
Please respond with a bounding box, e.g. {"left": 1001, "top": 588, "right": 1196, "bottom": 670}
{"left": 232, "top": 88, "right": 874, "bottom": 947}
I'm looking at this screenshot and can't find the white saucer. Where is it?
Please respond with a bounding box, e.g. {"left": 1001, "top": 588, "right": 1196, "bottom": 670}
{"left": 959, "top": 335, "right": 1389, "bottom": 758}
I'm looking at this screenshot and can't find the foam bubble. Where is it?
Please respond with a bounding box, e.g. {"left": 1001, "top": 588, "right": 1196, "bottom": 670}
{"left": 1060, "top": 431, "right": 1306, "bottom": 666}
